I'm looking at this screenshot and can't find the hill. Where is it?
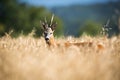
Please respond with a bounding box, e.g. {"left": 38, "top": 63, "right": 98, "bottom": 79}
{"left": 50, "top": 2, "right": 120, "bottom": 36}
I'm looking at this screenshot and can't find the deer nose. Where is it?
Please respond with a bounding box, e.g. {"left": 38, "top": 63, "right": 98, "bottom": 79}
{"left": 45, "top": 38, "right": 49, "bottom": 41}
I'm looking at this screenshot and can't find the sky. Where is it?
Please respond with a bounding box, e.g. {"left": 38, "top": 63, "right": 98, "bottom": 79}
{"left": 21, "top": 0, "right": 111, "bottom": 7}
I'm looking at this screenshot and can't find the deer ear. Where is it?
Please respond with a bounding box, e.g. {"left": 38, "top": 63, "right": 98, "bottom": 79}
{"left": 51, "top": 22, "right": 57, "bottom": 31}
{"left": 40, "top": 21, "right": 47, "bottom": 30}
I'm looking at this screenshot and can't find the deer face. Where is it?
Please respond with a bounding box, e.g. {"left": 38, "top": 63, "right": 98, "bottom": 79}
{"left": 44, "top": 27, "right": 54, "bottom": 42}
{"left": 41, "top": 15, "right": 57, "bottom": 44}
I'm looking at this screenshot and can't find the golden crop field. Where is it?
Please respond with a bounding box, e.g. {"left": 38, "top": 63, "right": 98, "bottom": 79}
{"left": 0, "top": 35, "right": 120, "bottom": 80}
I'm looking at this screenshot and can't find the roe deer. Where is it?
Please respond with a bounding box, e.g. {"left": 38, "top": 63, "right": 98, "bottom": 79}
{"left": 40, "top": 15, "right": 104, "bottom": 50}
{"left": 40, "top": 15, "right": 57, "bottom": 47}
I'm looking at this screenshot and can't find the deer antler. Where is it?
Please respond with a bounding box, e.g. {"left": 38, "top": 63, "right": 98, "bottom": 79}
{"left": 40, "top": 14, "right": 56, "bottom": 30}
{"left": 40, "top": 17, "right": 48, "bottom": 30}
{"left": 50, "top": 14, "right": 54, "bottom": 26}
{"left": 44, "top": 17, "right": 47, "bottom": 23}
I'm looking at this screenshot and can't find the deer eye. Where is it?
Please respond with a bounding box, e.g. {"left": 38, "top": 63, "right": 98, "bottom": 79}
{"left": 50, "top": 33, "right": 52, "bottom": 35}
{"left": 44, "top": 32, "right": 47, "bottom": 36}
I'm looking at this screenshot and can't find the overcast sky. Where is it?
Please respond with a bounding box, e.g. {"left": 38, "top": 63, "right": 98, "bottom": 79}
{"left": 21, "top": 0, "right": 111, "bottom": 7}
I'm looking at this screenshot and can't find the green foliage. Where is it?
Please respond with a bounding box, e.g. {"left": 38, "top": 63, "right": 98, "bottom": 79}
{"left": 51, "top": 1, "right": 120, "bottom": 36}
{"left": 78, "top": 21, "right": 102, "bottom": 36}
{"left": 0, "top": 0, "right": 64, "bottom": 37}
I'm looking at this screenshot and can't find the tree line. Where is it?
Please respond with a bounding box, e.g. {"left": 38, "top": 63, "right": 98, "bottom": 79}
{"left": 0, "top": 0, "right": 120, "bottom": 37}
{"left": 0, "top": 0, "right": 64, "bottom": 37}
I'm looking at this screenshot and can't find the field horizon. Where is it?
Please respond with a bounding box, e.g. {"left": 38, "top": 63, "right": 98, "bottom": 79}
{"left": 0, "top": 35, "right": 120, "bottom": 80}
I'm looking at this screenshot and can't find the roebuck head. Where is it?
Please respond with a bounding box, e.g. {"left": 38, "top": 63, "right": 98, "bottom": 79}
{"left": 40, "top": 15, "right": 57, "bottom": 45}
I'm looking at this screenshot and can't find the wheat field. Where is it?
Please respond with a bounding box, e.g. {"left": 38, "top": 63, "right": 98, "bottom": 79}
{"left": 0, "top": 35, "right": 120, "bottom": 80}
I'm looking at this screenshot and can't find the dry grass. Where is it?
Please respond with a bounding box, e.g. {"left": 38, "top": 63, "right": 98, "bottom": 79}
{"left": 0, "top": 35, "right": 120, "bottom": 80}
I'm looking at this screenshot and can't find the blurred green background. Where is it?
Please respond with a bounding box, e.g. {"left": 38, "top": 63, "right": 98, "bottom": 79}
{"left": 0, "top": 0, "right": 120, "bottom": 37}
